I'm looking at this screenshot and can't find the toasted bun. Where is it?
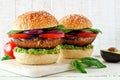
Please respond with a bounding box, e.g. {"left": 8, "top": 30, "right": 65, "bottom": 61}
{"left": 61, "top": 48, "right": 93, "bottom": 59}
{"left": 59, "top": 14, "right": 92, "bottom": 30}
{"left": 13, "top": 11, "right": 58, "bottom": 30}
{"left": 14, "top": 52, "right": 60, "bottom": 65}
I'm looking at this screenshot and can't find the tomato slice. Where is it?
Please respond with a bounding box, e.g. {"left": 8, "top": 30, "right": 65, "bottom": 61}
{"left": 77, "top": 33, "right": 97, "bottom": 37}
{"left": 8, "top": 34, "right": 31, "bottom": 38}
{"left": 40, "top": 33, "right": 64, "bottom": 38}
{"left": 4, "top": 41, "right": 16, "bottom": 59}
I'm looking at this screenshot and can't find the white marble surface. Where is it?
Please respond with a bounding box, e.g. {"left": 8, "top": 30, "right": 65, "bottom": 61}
{"left": 0, "top": 64, "right": 120, "bottom": 80}
{"left": 0, "top": 59, "right": 72, "bottom": 77}
{"left": 0, "top": 56, "right": 120, "bottom": 80}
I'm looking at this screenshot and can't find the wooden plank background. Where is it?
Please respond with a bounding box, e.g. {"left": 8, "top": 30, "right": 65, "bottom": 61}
{"left": 0, "top": 0, "right": 120, "bottom": 57}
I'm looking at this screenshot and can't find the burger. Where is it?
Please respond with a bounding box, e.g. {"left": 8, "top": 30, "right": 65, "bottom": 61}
{"left": 7, "top": 11, "right": 64, "bottom": 64}
{"left": 59, "top": 14, "right": 101, "bottom": 59}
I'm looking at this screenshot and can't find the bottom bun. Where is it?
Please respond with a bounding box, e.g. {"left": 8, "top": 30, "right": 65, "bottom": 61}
{"left": 14, "top": 52, "right": 60, "bottom": 65}
{"left": 61, "top": 48, "right": 93, "bottom": 59}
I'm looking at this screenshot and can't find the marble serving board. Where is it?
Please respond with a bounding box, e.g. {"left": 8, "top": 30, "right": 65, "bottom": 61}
{"left": 0, "top": 56, "right": 120, "bottom": 78}
{"left": 0, "top": 59, "right": 72, "bottom": 77}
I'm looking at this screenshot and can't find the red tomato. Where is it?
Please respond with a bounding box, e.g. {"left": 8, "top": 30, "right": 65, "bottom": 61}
{"left": 77, "top": 33, "right": 97, "bottom": 37}
{"left": 4, "top": 41, "right": 16, "bottom": 59}
{"left": 40, "top": 33, "right": 64, "bottom": 38}
{"left": 8, "top": 34, "right": 31, "bottom": 38}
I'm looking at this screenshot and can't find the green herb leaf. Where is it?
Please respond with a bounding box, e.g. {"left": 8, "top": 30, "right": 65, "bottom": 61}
{"left": 7, "top": 30, "right": 23, "bottom": 35}
{"left": 46, "top": 25, "right": 72, "bottom": 33}
{"left": 1, "top": 55, "right": 12, "bottom": 61}
{"left": 80, "top": 57, "right": 106, "bottom": 68}
{"left": 70, "top": 57, "right": 106, "bottom": 73}
{"left": 46, "top": 25, "right": 64, "bottom": 30}
{"left": 71, "top": 60, "right": 87, "bottom": 73}
{"left": 56, "top": 25, "right": 64, "bottom": 30}
{"left": 57, "top": 25, "right": 72, "bottom": 33}
{"left": 83, "top": 28, "right": 102, "bottom": 34}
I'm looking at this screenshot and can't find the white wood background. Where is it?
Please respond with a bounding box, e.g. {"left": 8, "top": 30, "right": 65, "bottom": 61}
{"left": 0, "top": 0, "right": 120, "bottom": 57}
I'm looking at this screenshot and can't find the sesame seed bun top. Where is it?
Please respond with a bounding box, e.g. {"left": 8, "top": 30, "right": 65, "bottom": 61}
{"left": 59, "top": 14, "right": 92, "bottom": 30}
{"left": 13, "top": 11, "right": 59, "bottom": 30}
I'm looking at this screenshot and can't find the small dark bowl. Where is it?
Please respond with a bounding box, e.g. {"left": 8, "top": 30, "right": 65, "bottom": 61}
{"left": 100, "top": 50, "right": 120, "bottom": 63}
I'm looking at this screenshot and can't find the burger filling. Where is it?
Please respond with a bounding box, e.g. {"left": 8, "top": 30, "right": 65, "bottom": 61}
{"left": 7, "top": 26, "right": 64, "bottom": 39}
{"left": 59, "top": 25, "right": 101, "bottom": 49}
{"left": 7, "top": 25, "right": 65, "bottom": 54}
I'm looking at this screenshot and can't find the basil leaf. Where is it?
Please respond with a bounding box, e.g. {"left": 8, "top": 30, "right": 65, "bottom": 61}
{"left": 62, "top": 29, "right": 72, "bottom": 33}
{"left": 56, "top": 25, "right": 64, "bottom": 30}
{"left": 46, "top": 25, "right": 72, "bottom": 33}
{"left": 1, "top": 55, "right": 12, "bottom": 61}
{"left": 83, "top": 28, "right": 102, "bottom": 34}
{"left": 46, "top": 25, "right": 64, "bottom": 30}
{"left": 7, "top": 30, "right": 23, "bottom": 35}
{"left": 80, "top": 57, "right": 106, "bottom": 68}
{"left": 71, "top": 60, "right": 87, "bottom": 73}
{"left": 70, "top": 57, "right": 106, "bottom": 73}
{"left": 58, "top": 25, "right": 72, "bottom": 33}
